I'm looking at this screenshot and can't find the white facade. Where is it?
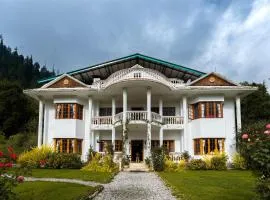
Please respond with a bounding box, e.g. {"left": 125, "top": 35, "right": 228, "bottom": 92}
{"left": 24, "top": 55, "right": 256, "bottom": 162}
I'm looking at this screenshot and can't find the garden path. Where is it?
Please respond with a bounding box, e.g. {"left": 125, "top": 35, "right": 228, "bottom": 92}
{"left": 94, "top": 172, "right": 176, "bottom": 200}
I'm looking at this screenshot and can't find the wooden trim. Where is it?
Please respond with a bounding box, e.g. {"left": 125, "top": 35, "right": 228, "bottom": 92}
{"left": 215, "top": 139, "right": 218, "bottom": 151}
{"left": 222, "top": 139, "right": 225, "bottom": 152}
{"left": 67, "top": 139, "right": 70, "bottom": 153}
{"left": 207, "top": 139, "right": 210, "bottom": 154}
{"left": 74, "top": 139, "right": 78, "bottom": 153}
{"left": 200, "top": 139, "right": 203, "bottom": 155}
{"left": 60, "top": 139, "right": 63, "bottom": 153}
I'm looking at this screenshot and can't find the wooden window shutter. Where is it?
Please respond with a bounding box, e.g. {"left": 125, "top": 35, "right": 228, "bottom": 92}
{"left": 198, "top": 103, "right": 201, "bottom": 119}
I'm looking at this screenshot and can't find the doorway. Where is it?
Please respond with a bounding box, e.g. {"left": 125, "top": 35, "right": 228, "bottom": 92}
{"left": 131, "top": 140, "right": 143, "bottom": 162}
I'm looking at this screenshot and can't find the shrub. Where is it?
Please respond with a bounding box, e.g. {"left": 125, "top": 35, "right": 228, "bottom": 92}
{"left": 210, "top": 153, "right": 228, "bottom": 170}
{"left": 202, "top": 155, "right": 212, "bottom": 170}
{"left": 164, "top": 157, "right": 177, "bottom": 172}
{"left": 151, "top": 147, "right": 165, "bottom": 171}
{"left": 47, "top": 153, "right": 82, "bottom": 169}
{"left": 87, "top": 146, "right": 97, "bottom": 162}
{"left": 181, "top": 151, "right": 190, "bottom": 162}
{"left": 144, "top": 157, "right": 151, "bottom": 168}
{"left": 232, "top": 153, "right": 246, "bottom": 169}
{"left": 17, "top": 145, "right": 53, "bottom": 168}
{"left": 82, "top": 153, "right": 118, "bottom": 173}
{"left": 187, "top": 159, "right": 207, "bottom": 170}
{"left": 176, "top": 159, "right": 186, "bottom": 171}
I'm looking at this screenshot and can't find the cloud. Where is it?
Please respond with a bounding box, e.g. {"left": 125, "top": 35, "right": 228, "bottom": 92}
{"left": 0, "top": 0, "right": 269, "bottom": 89}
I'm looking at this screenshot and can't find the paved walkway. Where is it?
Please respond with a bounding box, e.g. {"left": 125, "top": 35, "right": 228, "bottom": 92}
{"left": 94, "top": 172, "right": 176, "bottom": 200}
{"left": 24, "top": 177, "right": 100, "bottom": 187}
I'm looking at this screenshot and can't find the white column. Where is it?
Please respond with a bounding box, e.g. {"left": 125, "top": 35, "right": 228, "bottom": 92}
{"left": 159, "top": 98, "right": 163, "bottom": 147}
{"left": 38, "top": 100, "right": 44, "bottom": 147}
{"left": 95, "top": 131, "right": 100, "bottom": 152}
{"left": 182, "top": 96, "right": 188, "bottom": 151}
{"left": 146, "top": 87, "right": 152, "bottom": 157}
{"left": 43, "top": 104, "right": 47, "bottom": 145}
{"left": 236, "top": 96, "right": 242, "bottom": 132}
{"left": 87, "top": 97, "right": 93, "bottom": 150}
{"left": 112, "top": 97, "right": 116, "bottom": 150}
{"left": 122, "top": 88, "right": 128, "bottom": 157}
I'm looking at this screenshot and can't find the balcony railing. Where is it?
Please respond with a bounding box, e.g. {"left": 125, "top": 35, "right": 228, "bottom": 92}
{"left": 92, "top": 111, "right": 183, "bottom": 126}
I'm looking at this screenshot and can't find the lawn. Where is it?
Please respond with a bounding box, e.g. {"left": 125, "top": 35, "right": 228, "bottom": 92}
{"left": 158, "top": 170, "right": 256, "bottom": 200}
{"left": 14, "top": 181, "right": 98, "bottom": 200}
{"left": 30, "top": 169, "right": 115, "bottom": 183}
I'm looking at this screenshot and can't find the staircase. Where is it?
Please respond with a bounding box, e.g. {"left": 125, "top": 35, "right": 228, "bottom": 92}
{"left": 123, "top": 162, "right": 149, "bottom": 172}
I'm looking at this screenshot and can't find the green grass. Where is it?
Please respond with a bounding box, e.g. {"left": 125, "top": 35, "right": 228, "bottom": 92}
{"left": 14, "top": 181, "right": 97, "bottom": 200}
{"left": 158, "top": 170, "right": 256, "bottom": 200}
{"left": 30, "top": 169, "right": 115, "bottom": 183}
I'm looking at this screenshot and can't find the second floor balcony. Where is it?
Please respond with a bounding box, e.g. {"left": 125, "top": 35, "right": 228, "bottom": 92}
{"left": 91, "top": 110, "right": 184, "bottom": 129}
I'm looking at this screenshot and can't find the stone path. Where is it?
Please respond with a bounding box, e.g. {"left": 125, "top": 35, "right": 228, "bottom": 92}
{"left": 94, "top": 172, "right": 176, "bottom": 200}
{"left": 24, "top": 177, "right": 100, "bottom": 187}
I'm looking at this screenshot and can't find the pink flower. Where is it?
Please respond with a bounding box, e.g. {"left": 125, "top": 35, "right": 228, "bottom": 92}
{"left": 266, "top": 124, "right": 270, "bottom": 129}
{"left": 17, "top": 176, "right": 24, "bottom": 183}
{"left": 0, "top": 162, "right": 4, "bottom": 168}
{"left": 264, "top": 130, "right": 270, "bottom": 135}
{"left": 242, "top": 133, "right": 249, "bottom": 139}
{"left": 4, "top": 163, "right": 12, "bottom": 168}
{"left": 0, "top": 151, "right": 3, "bottom": 157}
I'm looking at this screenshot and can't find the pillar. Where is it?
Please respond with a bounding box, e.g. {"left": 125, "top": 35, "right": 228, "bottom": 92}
{"left": 38, "top": 100, "right": 44, "bottom": 147}
{"left": 122, "top": 88, "right": 128, "bottom": 157}
{"left": 236, "top": 96, "right": 241, "bottom": 132}
{"left": 112, "top": 97, "right": 116, "bottom": 150}
{"left": 87, "top": 97, "right": 93, "bottom": 151}
{"left": 182, "top": 96, "right": 188, "bottom": 151}
{"left": 146, "top": 87, "right": 152, "bottom": 157}
{"left": 159, "top": 98, "right": 163, "bottom": 147}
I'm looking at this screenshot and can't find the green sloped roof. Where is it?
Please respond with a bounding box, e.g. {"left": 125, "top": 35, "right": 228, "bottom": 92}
{"left": 38, "top": 53, "right": 206, "bottom": 84}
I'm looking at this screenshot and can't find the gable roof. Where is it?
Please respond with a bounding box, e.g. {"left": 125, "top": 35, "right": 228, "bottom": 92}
{"left": 41, "top": 74, "right": 88, "bottom": 88}
{"left": 188, "top": 72, "right": 238, "bottom": 86}
{"left": 38, "top": 53, "right": 206, "bottom": 85}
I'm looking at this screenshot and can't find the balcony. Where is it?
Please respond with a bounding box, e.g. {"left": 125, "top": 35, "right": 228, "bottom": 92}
{"left": 91, "top": 111, "right": 184, "bottom": 129}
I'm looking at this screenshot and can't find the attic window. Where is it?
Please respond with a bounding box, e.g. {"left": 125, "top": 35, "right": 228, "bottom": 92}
{"left": 134, "top": 72, "right": 141, "bottom": 78}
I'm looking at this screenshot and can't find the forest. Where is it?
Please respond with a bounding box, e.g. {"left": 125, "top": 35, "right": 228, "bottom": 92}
{"left": 0, "top": 36, "right": 269, "bottom": 153}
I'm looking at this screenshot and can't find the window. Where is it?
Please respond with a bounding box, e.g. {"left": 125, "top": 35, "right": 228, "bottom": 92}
{"left": 100, "top": 108, "right": 112, "bottom": 116}
{"left": 99, "top": 140, "right": 111, "bottom": 152}
{"left": 189, "top": 102, "right": 223, "bottom": 120}
{"left": 55, "top": 103, "right": 83, "bottom": 120}
{"left": 54, "top": 138, "right": 82, "bottom": 154}
{"left": 163, "top": 140, "right": 175, "bottom": 152}
{"left": 163, "top": 107, "right": 175, "bottom": 116}
{"left": 151, "top": 140, "right": 160, "bottom": 149}
{"left": 116, "top": 107, "right": 123, "bottom": 114}
{"left": 115, "top": 140, "right": 122, "bottom": 152}
{"left": 151, "top": 107, "right": 159, "bottom": 113}
{"left": 193, "top": 138, "right": 225, "bottom": 155}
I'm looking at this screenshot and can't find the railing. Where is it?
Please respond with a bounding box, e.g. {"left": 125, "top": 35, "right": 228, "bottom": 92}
{"left": 92, "top": 112, "right": 184, "bottom": 126}
{"left": 163, "top": 116, "right": 184, "bottom": 124}
{"left": 92, "top": 116, "right": 112, "bottom": 125}
{"left": 92, "top": 65, "right": 185, "bottom": 89}
{"left": 127, "top": 111, "right": 147, "bottom": 121}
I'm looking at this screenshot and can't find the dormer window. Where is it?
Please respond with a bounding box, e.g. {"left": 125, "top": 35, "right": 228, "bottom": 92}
{"left": 55, "top": 103, "right": 83, "bottom": 120}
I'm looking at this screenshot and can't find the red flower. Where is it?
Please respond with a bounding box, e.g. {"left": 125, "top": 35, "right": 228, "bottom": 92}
{"left": 17, "top": 176, "right": 24, "bottom": 183}
{"left": 0, "top": 151, "right": 3, "bottom": 157}
{"left": 7, "top": 146, "right": 14, "bottom": 154}
{"left": 0, "top": 162, "right": 4, "bottom": 168}
{"left": 4, "top": 163, "right": 12, "bottom": 168}
{"left": 242, "top": 133, "right": 249, "bottom": 139}
{"left": 9, "top": 153, "right": 17, "bottom": 160}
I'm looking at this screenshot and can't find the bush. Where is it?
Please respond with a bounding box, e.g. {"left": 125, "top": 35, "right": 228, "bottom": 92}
{"left": 181, "top": 151, "right": 190, "bottom": 162}
{"left": 151, "top": 147, "right": 165, "bottom": 171}
{"left": 202, "top": 155, "right": 212, "bottom": 170}
{"left": 232, "top": 153, "right": 246, "bottom": 169}
{"left": 256, "top": 177, "right": 270, "bottom": 200}
{"left": 144, "top": 157, "right": 151, "bottom": 168}
{"left": 17, "top": 145, "right": 53, "bottom": 168}
{"left": 82, "top": 153, "right": 118, "bottom": 173}
{"left": 187, "top": 159, "right": 207, "bottom": 170}
{"left": 164, "top": 157, "right": 177, "bottom": 172}
{"left": 176, "top": 159, "right": 186, "bottom": 171}
{"left": 210, "top": 153, "right": 228, "bottom": 170}
{"left": 47, "top": 153, "right": 82, "bottom": 169}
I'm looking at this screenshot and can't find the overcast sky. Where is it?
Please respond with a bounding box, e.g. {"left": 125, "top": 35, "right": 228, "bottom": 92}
{"left": 1, "top": 0, "right": 270, "bottom": 87}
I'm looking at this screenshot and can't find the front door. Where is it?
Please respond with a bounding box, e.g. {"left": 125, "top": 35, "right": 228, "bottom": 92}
{"left": 131, "top": 140, "right": 143, "bottom": 162}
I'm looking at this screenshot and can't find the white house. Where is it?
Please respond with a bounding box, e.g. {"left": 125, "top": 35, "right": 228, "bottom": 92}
{"left": 24, "top": 53, "right": 256, "bottom": 162}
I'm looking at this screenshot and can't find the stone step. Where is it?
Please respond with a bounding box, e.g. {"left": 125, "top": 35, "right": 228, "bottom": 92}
{"left": 123, "top": 163, "right": 149, "bottom": 172}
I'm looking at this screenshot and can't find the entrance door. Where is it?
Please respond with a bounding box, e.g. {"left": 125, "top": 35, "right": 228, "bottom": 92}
{"left": 131, "top": 140, "right": 143, "bottom": 162}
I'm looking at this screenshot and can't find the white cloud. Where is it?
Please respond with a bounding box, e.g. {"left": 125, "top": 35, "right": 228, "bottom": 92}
{"left": 192, "top": 0, "right": 270, "bottom": 89}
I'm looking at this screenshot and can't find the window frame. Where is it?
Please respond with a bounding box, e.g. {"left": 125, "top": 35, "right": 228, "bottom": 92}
{"left": 55, "top": 103, "right": 83, "bottom": 120}
{"left": 193, "top": 138, "right": 225, "bottom": 155}
{"left": 189, "top": 101, "right": 223, "bottom": 120}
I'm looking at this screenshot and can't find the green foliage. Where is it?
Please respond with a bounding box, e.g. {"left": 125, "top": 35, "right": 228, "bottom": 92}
{"left": 181, "top": 151, "right": 190, "bottom": 161}
{"left": 46, "top": 153, "right": 82, "bottom": 169}
{"left": 87, "top": 146, "right": 97, "bottom": 162}
{"left": 210, "top": 153, "right": 228, "bottom": 170}
{"left": 232, "top": 153, "right": 246, "bottom": 169}
{"left": 202, "top": 155, "right": 212, "bottom": 170}
{"left": 17, "top": 146, "right": 53, "bottom": 168}
{"left": 151, "top": 147, "right": 166, "bottom": 171}
{"left": 187, "top": 159, "right": 207, "bottom": 170}
{"left": 144, "top": 157, "right": 151, "bottom": 168}
{"left": 241, "top": 82, "right": 270, "bottom": 125}
{"left": 164, "top": 157, "right": 178, "bottom": 171}
{"left": 82, "top": 153, "right": 118, "bottom": 173}
{"left": 237, "top": 121, "right": 270, "bottom": 199}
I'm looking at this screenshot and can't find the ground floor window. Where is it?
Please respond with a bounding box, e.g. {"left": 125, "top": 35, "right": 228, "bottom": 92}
{"left": 99, "top": 140, "right": 122, "bottom": 152}
{"left": 54, "top": 138, "right": 82, "bottom": 154}
{"left": 151, "top": 140, "right": 175, "bottom": 152}
{"left": 194, "top": 138, "right": 225, "bottom": 155}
